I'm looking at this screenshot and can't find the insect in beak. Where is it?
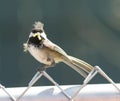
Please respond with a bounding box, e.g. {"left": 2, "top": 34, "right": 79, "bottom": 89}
{"left": 33, "top": 33, "right": 41, "bottom": 40}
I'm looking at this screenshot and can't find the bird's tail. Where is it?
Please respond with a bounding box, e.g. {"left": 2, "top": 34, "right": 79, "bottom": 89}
{"left": 62, "top": 55, "right": 94, "bottom": 78}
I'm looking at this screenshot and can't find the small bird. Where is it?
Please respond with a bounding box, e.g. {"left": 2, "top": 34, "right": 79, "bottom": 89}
{"left": 23, "top": 21, "right": 94, "bottom": 78}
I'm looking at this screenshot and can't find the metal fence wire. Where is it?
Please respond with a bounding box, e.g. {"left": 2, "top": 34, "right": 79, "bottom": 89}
{"left": 0, "top": 65, "right": 120, "bottom": 101}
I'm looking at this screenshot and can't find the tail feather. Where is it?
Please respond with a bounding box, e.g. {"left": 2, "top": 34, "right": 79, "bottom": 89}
{"left": 62, "top": 55, "right": 94, "bottom": 78}
{"left": 68, "top": 55, "right": 94, "bottom": 73}
{"left": 63, "top": 60, "right": 88, "bottom": 78}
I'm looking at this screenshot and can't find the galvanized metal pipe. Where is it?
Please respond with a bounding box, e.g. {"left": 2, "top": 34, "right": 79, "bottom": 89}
{"left": 0, "top": 84, "right": 120, "bottom": 101}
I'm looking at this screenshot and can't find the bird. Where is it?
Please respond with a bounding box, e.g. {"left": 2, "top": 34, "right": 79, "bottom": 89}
{"left": 23, "top": 21, "right": 94, "bottom": 78}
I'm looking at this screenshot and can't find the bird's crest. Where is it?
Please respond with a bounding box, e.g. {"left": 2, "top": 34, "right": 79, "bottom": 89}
{"left": 33, "top": 21, "right": 44, "bottom": 30}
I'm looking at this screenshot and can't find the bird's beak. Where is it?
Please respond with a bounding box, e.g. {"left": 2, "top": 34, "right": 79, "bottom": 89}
{"left": 33, "top": 33, "right": 41, "bottom": 40}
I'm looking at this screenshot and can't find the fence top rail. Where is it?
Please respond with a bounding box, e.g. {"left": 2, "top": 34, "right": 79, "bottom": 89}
{"left": 0, "top": 83, "right": 120, "bottom": 101}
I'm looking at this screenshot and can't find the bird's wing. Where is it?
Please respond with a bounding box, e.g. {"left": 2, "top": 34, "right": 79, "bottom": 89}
{"left": 43, "top": 39, "right": 93, "bottom": 78}
{"left": 43, "top": 39, "right": 68, "bottom": 56}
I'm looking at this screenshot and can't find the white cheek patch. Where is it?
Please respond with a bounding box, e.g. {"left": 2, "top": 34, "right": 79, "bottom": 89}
{"left": 29, "top": 32, "right": 33, "bottom": 38}
{"left": 41, "top": 32, "right": 47, "bottom": 39}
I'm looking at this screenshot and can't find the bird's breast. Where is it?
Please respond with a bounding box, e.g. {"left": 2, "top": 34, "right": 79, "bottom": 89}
{"left": 28, "top": 45, "right": 63, "bottom": 65}
{"left": 28, "top": 45, "right": 51, "bottom": 65}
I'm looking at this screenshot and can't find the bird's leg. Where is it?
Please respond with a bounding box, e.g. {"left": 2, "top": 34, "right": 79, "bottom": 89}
{"left": 37, "top": 65, "right": 47, "bottom": 71}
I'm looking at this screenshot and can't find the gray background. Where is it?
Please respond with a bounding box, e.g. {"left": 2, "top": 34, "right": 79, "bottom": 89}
{"left": 0, "top": 0, "right": 120, "bottom": 87}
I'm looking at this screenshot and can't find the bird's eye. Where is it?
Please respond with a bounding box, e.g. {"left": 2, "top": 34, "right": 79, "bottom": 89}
{"left": 32, "top": 30, "right": 37, "bottom": 33}
{"left": 39, "top": 29, "right": 43, "bottom": 33}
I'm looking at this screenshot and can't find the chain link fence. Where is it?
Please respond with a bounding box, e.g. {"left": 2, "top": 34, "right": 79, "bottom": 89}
{"left": 0, "top": 66, "right": 120, "bottom": 101}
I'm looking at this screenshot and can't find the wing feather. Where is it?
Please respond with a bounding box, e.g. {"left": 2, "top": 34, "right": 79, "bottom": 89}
{"left": 43, "top": 39, "right": 68, "bottom": 56}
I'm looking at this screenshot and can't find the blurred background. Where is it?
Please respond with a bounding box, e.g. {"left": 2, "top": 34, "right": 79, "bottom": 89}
{"left": 0, "top": 0, "right": 120, "bottom": 87}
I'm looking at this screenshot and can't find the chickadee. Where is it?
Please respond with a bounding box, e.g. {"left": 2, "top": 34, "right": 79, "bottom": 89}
{"left": 23, "top": 21, "right": 94, "bottom": 78}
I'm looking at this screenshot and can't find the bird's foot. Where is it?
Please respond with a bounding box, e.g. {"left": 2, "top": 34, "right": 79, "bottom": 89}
{"left": 37, "top": 66, "right": 46, "bottom": 72}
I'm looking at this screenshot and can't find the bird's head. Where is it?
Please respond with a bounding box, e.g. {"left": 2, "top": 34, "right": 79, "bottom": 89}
{"left": 27, "top": 21, "right": 47, "bottom": 46}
